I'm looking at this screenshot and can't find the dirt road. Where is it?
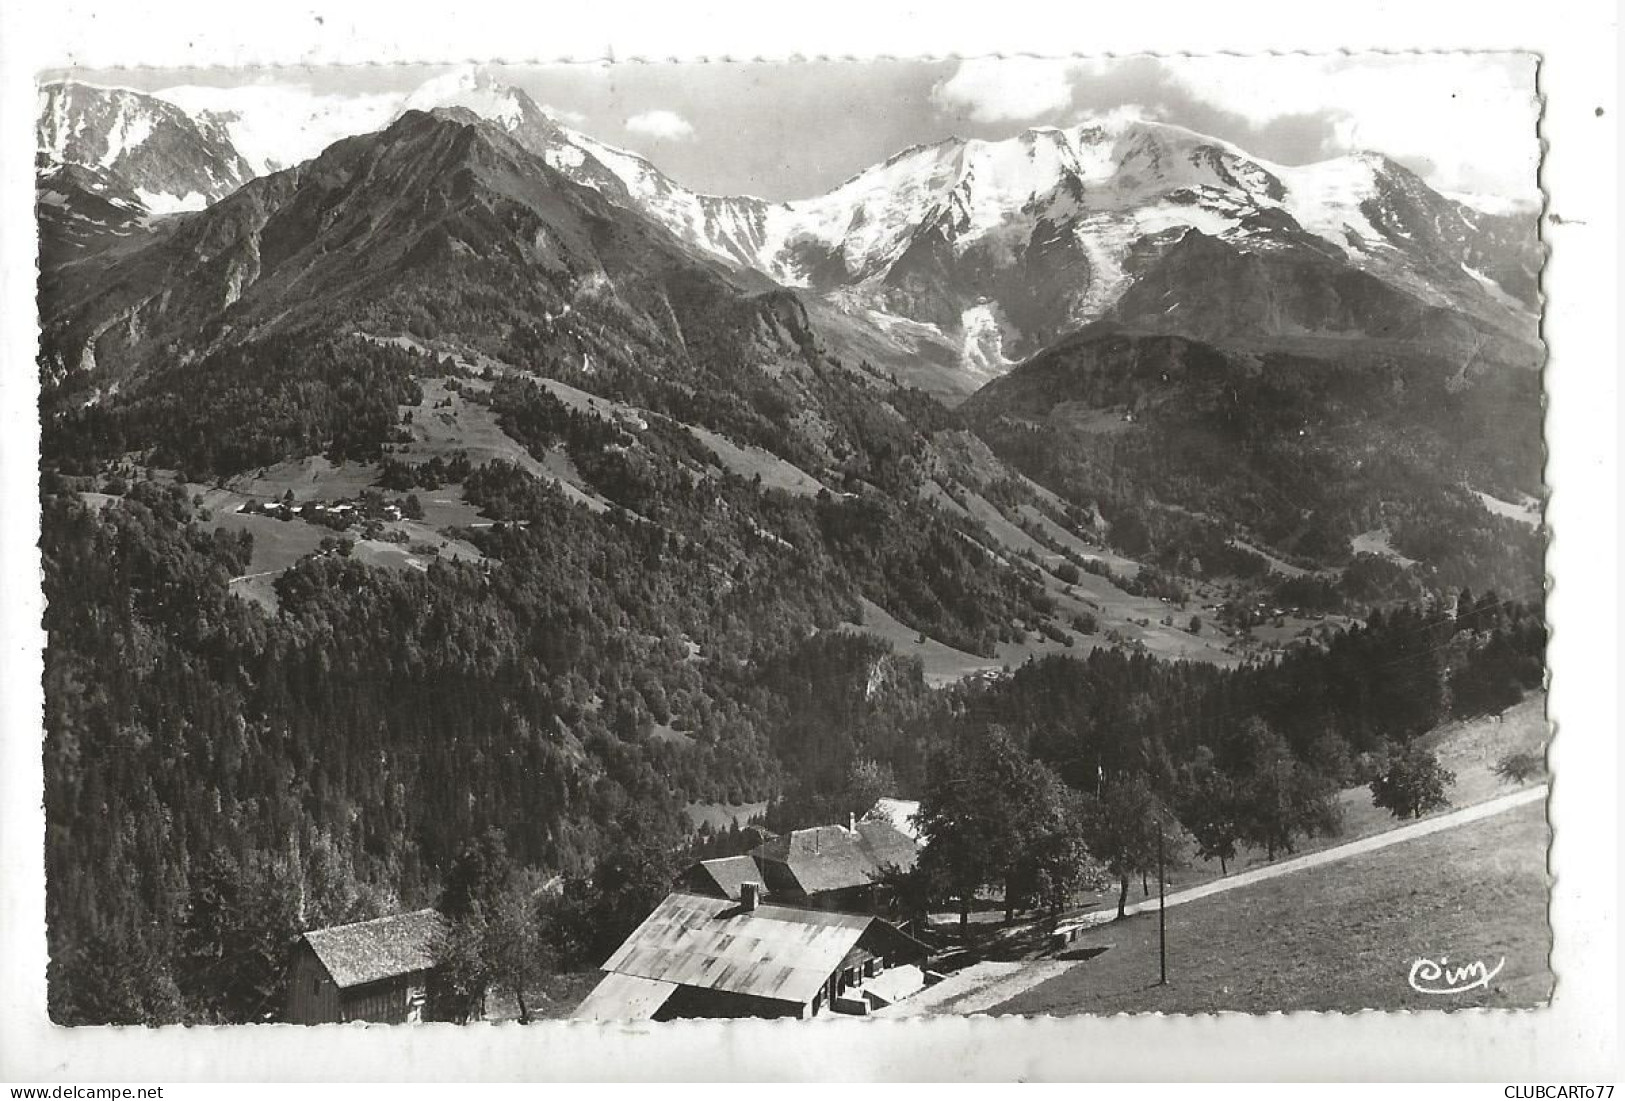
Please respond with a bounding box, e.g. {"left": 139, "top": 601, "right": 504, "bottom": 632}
{"left": 1091, "top": 782, "right": 1547, "bottom": 925}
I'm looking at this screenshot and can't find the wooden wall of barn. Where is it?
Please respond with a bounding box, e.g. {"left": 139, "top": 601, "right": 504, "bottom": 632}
{"left": 338, "top": 975, "right": 423, "bottom": 1023}
{"left": 284, "top": 945, "right": 430, "bottom": 1025}
{"left": 284, "top": 944, "right": 342, "bottom": 1024}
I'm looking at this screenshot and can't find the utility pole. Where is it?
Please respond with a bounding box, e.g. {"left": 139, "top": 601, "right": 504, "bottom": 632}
{"left": 1157, "top": 821, "right": 1167, "bottom": 986}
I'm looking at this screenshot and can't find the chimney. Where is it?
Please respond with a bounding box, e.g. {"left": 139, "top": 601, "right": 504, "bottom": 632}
{"left": 740, "top": 882, "right": 761, "bottom": 912}
{"left": 849, "top": 812, "right": 857, "bottom": 834}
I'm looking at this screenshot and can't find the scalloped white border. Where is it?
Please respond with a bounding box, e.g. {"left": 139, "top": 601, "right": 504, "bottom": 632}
{"left": 1, "top": 0, "right": 1617, "bottom": 1083}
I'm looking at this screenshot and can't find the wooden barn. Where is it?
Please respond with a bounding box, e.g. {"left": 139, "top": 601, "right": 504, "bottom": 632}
{"left": 574, "top": 887, "right": 930, "bottom": 1021}
{"left": 284, "top": 909, "right": 448, "bottom": 1025}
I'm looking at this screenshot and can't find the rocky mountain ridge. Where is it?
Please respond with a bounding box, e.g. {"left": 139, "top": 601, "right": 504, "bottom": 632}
{"left": 38, "top": 81, "right": 254, "bottom": 213}
{"left": 389, "top": 73, "right": 1542, "bottom": 384}
{"left": 39, "top": 70, "right": 1541, "bottom": 396}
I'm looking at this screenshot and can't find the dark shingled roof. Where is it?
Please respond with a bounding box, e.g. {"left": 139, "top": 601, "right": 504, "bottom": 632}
{"left": 301, "top": 908, "right": 447, "bottom": 989}
{"left": 758, "top": 820, "right": 919, "bottom": 896}
{"left": 691, "top": 855, "right": 765, "bottom": 901}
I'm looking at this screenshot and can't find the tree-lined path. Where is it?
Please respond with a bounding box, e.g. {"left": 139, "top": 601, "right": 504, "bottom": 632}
{"left": 879, "top": 782, "right": 1547, "bottom": 1016}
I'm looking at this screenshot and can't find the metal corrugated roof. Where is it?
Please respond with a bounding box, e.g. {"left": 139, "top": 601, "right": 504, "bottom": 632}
{"left": 601, "top": 892, "right": 875, "bottom": 1006}
{"left": 759, "top": 820, "right": 919, "bottom": 895}
{"left": 574, "top": 972, "right": 679, "bottom": 1021}
{"left": 301, "top": 908, "right": 447, "bottom": 989}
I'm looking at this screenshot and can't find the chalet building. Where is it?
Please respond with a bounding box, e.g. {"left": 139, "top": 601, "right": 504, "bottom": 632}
{"left": 755, "top": 818, "right": 919, "bottom": 912}
{"left": 284, "top": 909, "right": 448, "bottom": 1025}
{"left": 678, "top": 816, "right": 920, "bottom": 916}
{"left": 574, "top": 886, "right": 930, "bottom": 1021}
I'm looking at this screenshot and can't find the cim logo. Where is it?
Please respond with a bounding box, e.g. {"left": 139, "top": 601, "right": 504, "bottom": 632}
{"left": 1408, "top": 954, "right": 1506, "bottom": 995}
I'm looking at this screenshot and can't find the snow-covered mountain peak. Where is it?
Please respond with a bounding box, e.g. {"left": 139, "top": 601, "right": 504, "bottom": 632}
{"left": 37, "top": 71, "right": 1539, "bottom": 390}
{"left": 37, "top": 80, "right": 254, "bottom": 212}
{"left": 402, "top": 66, "right": 530, "bottom": 131}
{"left": 40, "top": 81, "right": 164, "bottom": 167}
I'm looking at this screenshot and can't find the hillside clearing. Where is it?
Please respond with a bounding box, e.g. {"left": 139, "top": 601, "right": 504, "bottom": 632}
{"left": 1472, "top": 487, "right": 1542, "bottom": 528}
{"left": 1351, "top": 527, "right": 1419, "bottom": 567}
{"left": 841, "top": 597, "right": 1095, "bottom": 687}
{"left": 225, "top": 454, "right": 382, "bottom": 503}
{"left": 1227, "top": 536, "right": 1313, "bottom": 578}
{"left": 686, "top": 425, "right": 828, "bottom": 497}
{"left": 205, "top": 508, "right": 483, "bottom": 611}
{"left": 403, "top": 377, "right": 609, "bottom": 513}
{"left": 682, "top": 800, "right": 769, "bottom": 832}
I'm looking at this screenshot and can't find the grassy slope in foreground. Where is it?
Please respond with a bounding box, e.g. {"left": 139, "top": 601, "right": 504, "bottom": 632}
{"left": 991, "top": 797, "right": 1551, "bottom": 1014}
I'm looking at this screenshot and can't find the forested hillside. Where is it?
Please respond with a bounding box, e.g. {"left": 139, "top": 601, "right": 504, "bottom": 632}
{"left": 966, "top": 323, "right": 1546, "bottom": 605}
{"left": 41, "top": 460, "right": 1544, "bottom": 1022}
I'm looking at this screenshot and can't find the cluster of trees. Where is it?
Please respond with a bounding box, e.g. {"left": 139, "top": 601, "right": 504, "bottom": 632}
{"left": 910, "top": 720, "right": 1339, "bottom": 928}
{"left": 1368, "top": 744, "right": 1456, "bottom": 821}
{"left": 378, "top": 452, "right": 473, "bottom": 491}
{"left": 898, "top": 593, "right": 1545, "bottom": 925}
{"left": 914, "top": 729, "right": 1105, "bottom": 924}
{"left": 1176, "top": 720, "right": 1342, "bottom": 870}
{"left": 44, "top": 336, "right": 434, "bottom": 479}
{"left": 485, "top": 375, "right": 634, "bottom": 458}
{"left": 429, "top": 819, "right": 684, "bottom": 1023}
{"left": 40, "top": 438, "right": 1022, "bottom": 1023}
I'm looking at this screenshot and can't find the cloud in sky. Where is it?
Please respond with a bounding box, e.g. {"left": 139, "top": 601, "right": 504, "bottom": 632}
{"left": 1138, "top": 55, "right": 1538, "bottom": 199}
{"left": 542, "top": 103, "right": 587, "bottom": 126}
{"left": 58, "top": 56, "right": 1538, "bottom": 204}
{"left": 930, "top": 54, "right": 1540, "bottom": 201}
{"left": 932, "top": 58, "right": 1078, "bottom": 122}
{"left": 624, "top": 109, "right": 695, "bottom": 140}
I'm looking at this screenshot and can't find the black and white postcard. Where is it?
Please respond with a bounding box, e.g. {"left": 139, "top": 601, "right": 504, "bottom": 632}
{"left": 1, "top": 0, "right": 1617, "bottom": 1086}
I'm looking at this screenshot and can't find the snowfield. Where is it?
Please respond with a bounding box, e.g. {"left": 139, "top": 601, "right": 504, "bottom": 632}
{"left": 156, "top": 83, "right": 403, "bottom": 176}
{"left": 134, "top": 187, "right": 208, "bottom": 216}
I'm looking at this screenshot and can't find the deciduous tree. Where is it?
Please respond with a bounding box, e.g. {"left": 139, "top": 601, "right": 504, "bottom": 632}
{"left": 1224, "top": 720, "right": 1342, "bottom": 861}
{"left": 1370, "top": 743, "right": 1455, "bottom": 820}
{"left": 1078, "top": 774, "right": 1181, "bottom": 919}
{"left": 1177, "top": 768, "right": 1243, "bottom": 875}
{"left": 917, "top": 728, "right": 1094, "bottom": 925}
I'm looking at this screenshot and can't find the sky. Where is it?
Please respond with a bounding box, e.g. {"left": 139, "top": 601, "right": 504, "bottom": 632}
{"left": 44, "top": 55, "right": 1542, "bottom": 206}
